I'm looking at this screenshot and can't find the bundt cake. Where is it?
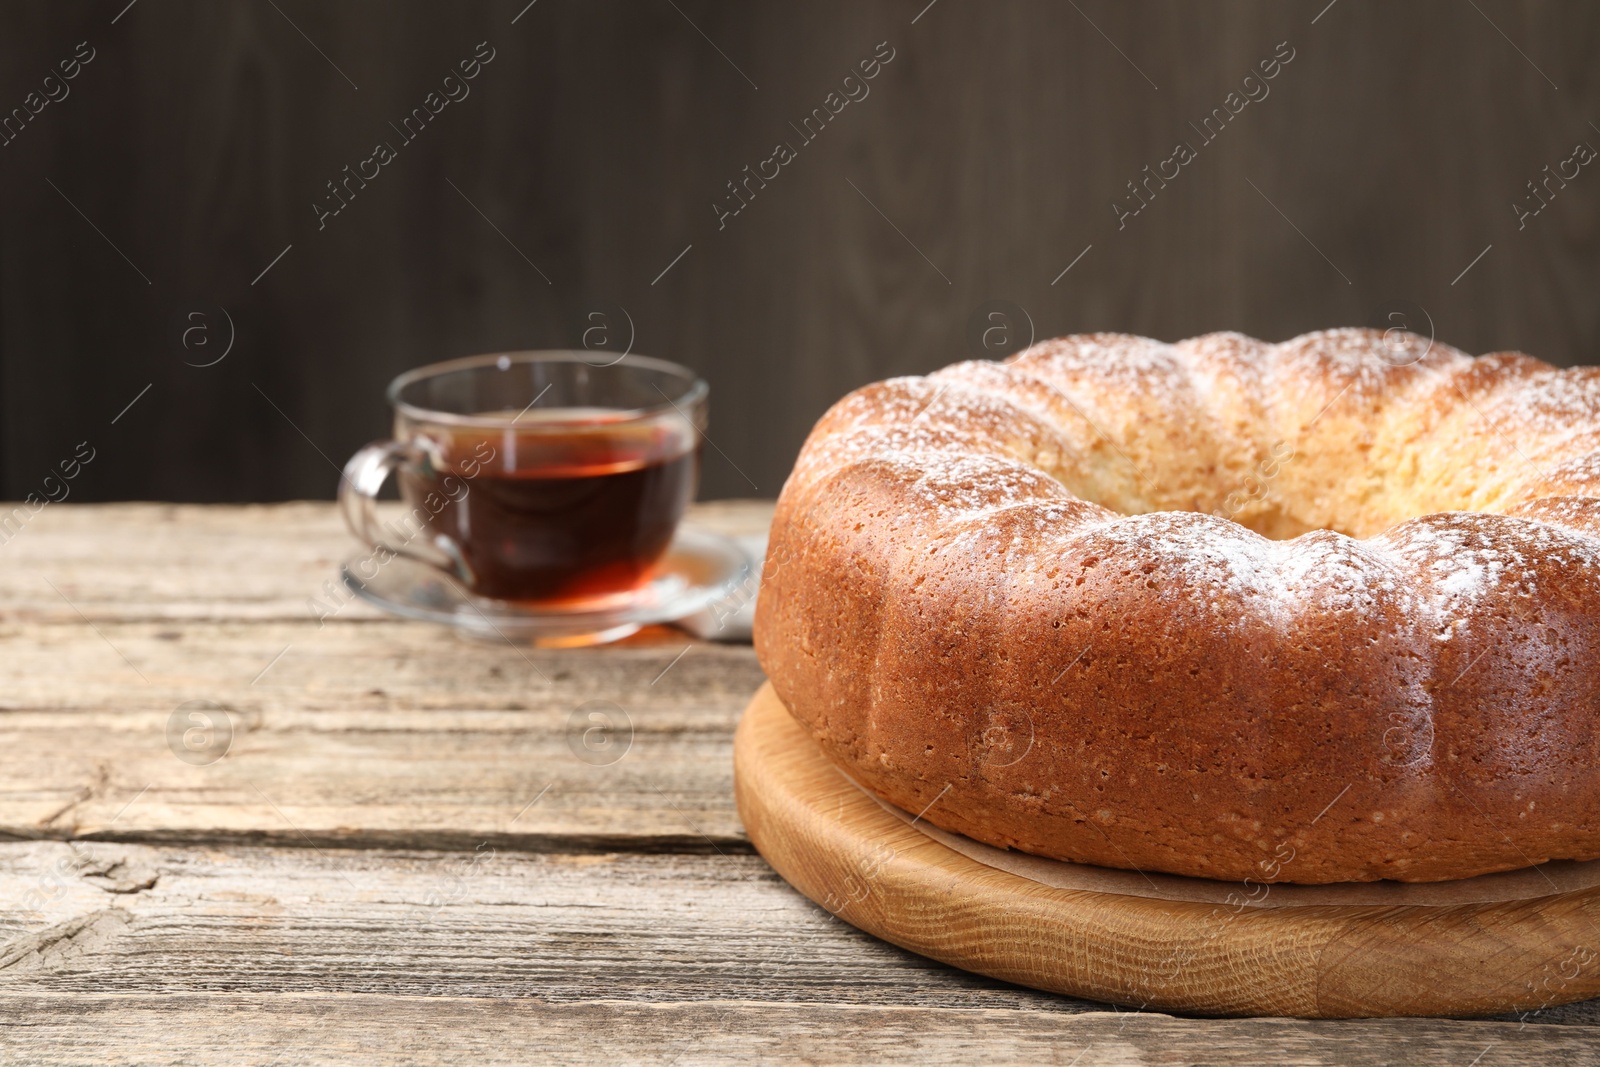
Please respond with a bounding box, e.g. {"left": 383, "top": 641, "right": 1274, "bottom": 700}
{"left": 753, "top": 329, "right": 1600, "bottom": 884}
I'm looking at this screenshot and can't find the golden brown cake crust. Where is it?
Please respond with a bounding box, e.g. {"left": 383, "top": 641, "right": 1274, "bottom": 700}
{"left": 753, "top": 329, "right": 1600, "bottom": 884}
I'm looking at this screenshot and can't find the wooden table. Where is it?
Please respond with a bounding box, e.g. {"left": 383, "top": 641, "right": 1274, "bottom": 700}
{"left": 0, "top": 501, "right": 1595, "bottom": 1065}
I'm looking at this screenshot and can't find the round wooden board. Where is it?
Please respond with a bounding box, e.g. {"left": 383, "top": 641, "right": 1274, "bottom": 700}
{"left": 733, "top": 682, "right": 1600, "bottom": 1018}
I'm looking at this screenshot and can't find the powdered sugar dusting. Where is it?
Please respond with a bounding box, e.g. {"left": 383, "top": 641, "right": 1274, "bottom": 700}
{"left": 1278, "top": 529, "right": 1417, "bottom": 615}
{"left": 769, "top": 329, "right": 1600, "bottom": 883}
{"left": 1381, "top": 512, "right": 1600, "bottom": 613}
{"left": 1084, "top": 511, "right": 1295, "bottom": 626}
{"left": 1007, "top": 333, "right": 1197, "bottom": 417}
{"left": 1483, "top": 367, "right": 1600, "bottom": 440}
{"left": 789, "top": 329, "right": 1600, "bottom": 615}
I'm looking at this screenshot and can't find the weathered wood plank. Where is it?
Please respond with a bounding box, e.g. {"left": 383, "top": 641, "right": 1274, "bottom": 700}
{"left": 0, "top": 839, "right": 1594, "bottom": 1065}
{"left": 0, "top": 502, "right": 769, "bottom": 849}
{"left": 0, "top": 994, "right": 1596, "bottom": 1067}
{"left": 0, "top": 624, "right": 764, "bottom": 849}
{"left": 0, "top": 501, "right": 772, "bottom": 620}
{"left": 0, "top": 841, "right": 1076, "bottom": 1011}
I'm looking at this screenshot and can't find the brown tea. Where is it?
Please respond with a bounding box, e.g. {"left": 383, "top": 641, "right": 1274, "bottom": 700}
{"left": 398, "top": 414, "right": 700, "bottom": 603}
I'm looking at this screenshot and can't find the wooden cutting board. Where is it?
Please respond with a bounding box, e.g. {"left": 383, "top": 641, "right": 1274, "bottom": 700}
{"left": 732, "top": 682, "right": 1600, "bottom": 1018}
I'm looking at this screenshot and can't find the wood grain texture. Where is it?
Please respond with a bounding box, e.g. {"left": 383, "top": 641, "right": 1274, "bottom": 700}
{"left": 0, "top": 502, "right": 771, "bottom": 853}
{"left": 0, "top": 499, "right": 772, "bottom": 618}
{"left": 736, "top": 682, "right": 1600, "bottom": 1019}
{"left": 2, "top": 3, "right": 1599, "bottom": 503}
{"left": 0, "top": 841, "right": 1061, "bottom": 1008}
{"left": 0, "top": 839, "right": 1594, "bottom": 1063}
{"left": 0, "top": 501, "right": 1597, "bottom": 1061}
{"left": 2, "top": 994, "right": 1598, "bottom": 1067}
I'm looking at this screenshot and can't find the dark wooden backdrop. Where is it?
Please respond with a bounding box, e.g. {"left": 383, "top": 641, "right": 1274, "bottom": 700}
{"left": 1, "top": 0, "right": 1596, "bottom": 502}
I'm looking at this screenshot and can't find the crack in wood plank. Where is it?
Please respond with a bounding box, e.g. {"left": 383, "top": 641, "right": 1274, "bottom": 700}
{"left": 35, "top": 762, "right": 110, "bottom": 833}
{"left": 0, "top": 909, "right": 132, "bottom": 974}
{"left": 68, "top": 846, "right": 160, "bottom": 895}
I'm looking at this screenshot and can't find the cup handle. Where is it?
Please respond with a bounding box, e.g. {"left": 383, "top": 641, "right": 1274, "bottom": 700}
{"left": 339, "top": 440, "right": 458, "bottom": 573}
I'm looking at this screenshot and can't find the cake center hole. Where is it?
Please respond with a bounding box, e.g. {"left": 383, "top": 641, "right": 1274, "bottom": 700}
{"left": 1048, "top": 453, "right": 1441, "bottom": 542}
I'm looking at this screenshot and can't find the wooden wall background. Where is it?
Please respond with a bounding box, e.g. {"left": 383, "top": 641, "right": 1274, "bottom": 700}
{"left": 0, "top": 0, "right": 1596, "bottom": 502}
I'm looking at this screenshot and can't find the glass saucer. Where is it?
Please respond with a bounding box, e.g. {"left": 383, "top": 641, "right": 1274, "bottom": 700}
{"left": 341, "top": 526, "right": 754, "bottom": 647}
